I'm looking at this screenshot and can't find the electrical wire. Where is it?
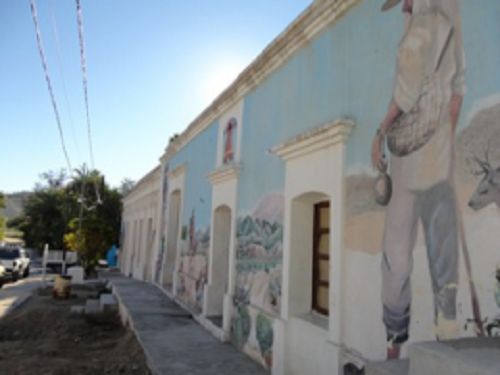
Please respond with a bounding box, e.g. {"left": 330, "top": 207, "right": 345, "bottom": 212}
{"left": 48, "top": 0, "right": 82, "bottom": 163}
{"left": 75, "top": 0, "right": 95, "bottom": 171}
{"left": 75, "top": 0, "right": 102, "bottom": 205}
{"left": 29, "top": 0, "right": 73, "bottom": 173}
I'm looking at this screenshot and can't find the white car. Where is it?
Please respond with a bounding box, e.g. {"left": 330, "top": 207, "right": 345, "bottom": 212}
{"left": 0, "top": 262, "right": 6, "bottom": 288}
{"left": 0, "top": 247, "right": 31, "bottom": 282}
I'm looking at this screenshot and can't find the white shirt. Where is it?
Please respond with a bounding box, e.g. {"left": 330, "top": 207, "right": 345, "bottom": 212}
{"left": 391, "top": 0, "right": 466, "bottom": 191}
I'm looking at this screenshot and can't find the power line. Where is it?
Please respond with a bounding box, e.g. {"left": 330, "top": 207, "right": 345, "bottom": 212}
{"left": 75, "top": 0, "right": 102, "bottom": 206}
{"left": 48, "top": 0, "right": 82, "bottom": 162}
{"left": 29, "top": 0, "right": 72, "bottom": 173}
{"left": 75, "top": 0, "right": 95, "bottom": 170}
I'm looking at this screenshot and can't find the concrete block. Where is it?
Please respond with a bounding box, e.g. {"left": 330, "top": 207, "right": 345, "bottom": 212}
{"left": 70, "top": 305, "right": 85, "bottom": 314}
{"left": 67, "top": 266, "right": 84, "bottom": 284}
{"left": 85, "top": 299, "right": 101, "bottom": 315}
{"left": 409, "top": 338, "right": 500, "bottom": 375}
{"left": 99, "top": 293, "right": 118, "bottom": 312}
{"left": 71, "top": 289, "right": 99, "bottom": 299}
{"left": 365, "top": 359, "right": 409, "bottom": 375}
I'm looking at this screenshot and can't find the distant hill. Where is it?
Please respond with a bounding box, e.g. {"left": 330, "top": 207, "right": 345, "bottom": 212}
{"left": 0, "top": 192, "right": 31, "bottom": 221}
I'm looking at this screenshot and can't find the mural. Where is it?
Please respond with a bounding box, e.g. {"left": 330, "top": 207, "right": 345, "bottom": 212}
{"left": 231, "top": 304, "right": 275, "bottom": 369}
{"left": 231, "top": 192, "right": 283, "bottom": 369}
{"left": 334, "top": 0, "right": 500, "bottom": 362}
{"left": 176, "top": 209, "right": 210, "bottom": 312}
{"left": 370, "top": 0, "right": 467, "bottom": 360}
{"left": 235, "top": 193, "right": 284, "bottom": 314}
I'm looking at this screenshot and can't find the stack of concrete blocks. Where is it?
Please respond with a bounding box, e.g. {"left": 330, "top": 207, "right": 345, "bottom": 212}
{"left": 84, "top": 293, "right": 118, "bottom": 315}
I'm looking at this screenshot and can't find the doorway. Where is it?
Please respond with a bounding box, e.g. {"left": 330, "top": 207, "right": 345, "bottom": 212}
{"left": 206, "top": 205, "right": 231, "bottom": 327}
{"left": 162, "top": 190, "right": 181, "bottom": 290}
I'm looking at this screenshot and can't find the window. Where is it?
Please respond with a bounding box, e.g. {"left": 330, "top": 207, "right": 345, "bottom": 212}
{"left": 312, "top": 201, "right": 330, "bottom": 315}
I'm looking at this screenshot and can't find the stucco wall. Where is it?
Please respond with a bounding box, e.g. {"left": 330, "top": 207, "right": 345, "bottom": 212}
{"left": 123, "top": 0, "right": 500, "bottom": 372}
{"left": 169, "top": 123, "right": 218, "bottom": 312}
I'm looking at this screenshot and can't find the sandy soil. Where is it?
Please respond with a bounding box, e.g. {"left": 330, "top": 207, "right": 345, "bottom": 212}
{"left": 0, "top": 288, "right": 150, "bottom": 375}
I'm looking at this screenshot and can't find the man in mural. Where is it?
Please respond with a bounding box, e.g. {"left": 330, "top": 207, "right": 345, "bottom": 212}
{"left": 371, "top": 0, "right": 466, "bottom": 359}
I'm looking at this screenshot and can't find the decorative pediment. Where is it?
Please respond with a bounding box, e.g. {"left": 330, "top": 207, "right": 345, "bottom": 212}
{"left": 169, "top": 163, "right": 186, "bottom": 179}
{"left": 270, "top": 119, "right": 354, "bottom": 161}
{"left": 207, "top": 163, "right": 240, "bottom": 185}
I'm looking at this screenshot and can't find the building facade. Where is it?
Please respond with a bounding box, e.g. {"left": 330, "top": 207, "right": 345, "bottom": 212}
{"left": 121, "top": 165, "right": 160, "bottom": 282}
{"left": 120, "top": 0, "right": 500, "bottom": 374}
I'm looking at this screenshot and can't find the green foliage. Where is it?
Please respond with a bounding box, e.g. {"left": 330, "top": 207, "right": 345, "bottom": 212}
{"left": 15, "top": 166, "right": 123, "bottom": 271}
{"left": 118, "top": 178, "right": 135, "bottom": 196}
{"left": 63, "top": 167, "right": 122, "bottom": 272}
{"left": 17, "top": 188, "right": 68, "bottom": 250}
{"left": 231, "top": 305, "right": 251, "bottom": 349}
{"left": 256, "top": 313, "right": 273, "bottom": 355}
{"left": 0, "top": 217, "right": 4, "bottom": 241}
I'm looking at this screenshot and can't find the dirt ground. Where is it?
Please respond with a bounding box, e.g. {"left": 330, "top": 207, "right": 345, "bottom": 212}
{"left": 0, "top": 288, "right": 150, "bottom": 375}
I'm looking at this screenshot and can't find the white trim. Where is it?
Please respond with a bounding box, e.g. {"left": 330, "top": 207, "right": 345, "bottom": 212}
{"left": 274, "top": 118, "right": 355, "bottom": 375}
{"left": 207, "top": 163, "right": 241, "bottom": 185}
{"left": 270, "top": 119, "right": 354, "bottom": 161}
{"left": 159, "top": 165, "right": 186, "bottom": 296}
{"left": 169, "top": 163, "right": 186, "bottom": 179}
{"left": 204, "top": 164, "right": 239, "bottom": 336}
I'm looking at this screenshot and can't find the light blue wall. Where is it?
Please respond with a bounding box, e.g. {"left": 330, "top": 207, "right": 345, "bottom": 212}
{"left": 237, "top": 0, "right": 500, "bottom": 210}
{"left": 237, "top": 0, "right": 401, "bottom": 210}
{"left": 170, "top": 122, "right": 218, "bottom": 228}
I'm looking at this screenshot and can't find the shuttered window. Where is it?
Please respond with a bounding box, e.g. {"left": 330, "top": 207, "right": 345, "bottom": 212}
{"left": 312, "top": 201, "right": 330, "bottom": 315}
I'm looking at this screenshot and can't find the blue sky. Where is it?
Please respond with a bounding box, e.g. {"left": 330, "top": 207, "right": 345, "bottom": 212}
{"left": 0, "top": 0, "right": 310, "bottom": 193}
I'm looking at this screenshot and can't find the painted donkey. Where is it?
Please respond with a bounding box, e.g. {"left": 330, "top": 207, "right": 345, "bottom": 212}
{"left": 468, "top": 153, "right": 500, "bottom": 211}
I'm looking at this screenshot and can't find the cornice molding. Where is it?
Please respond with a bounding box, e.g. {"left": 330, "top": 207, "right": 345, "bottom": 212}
{"left": 269, "top": 119, "right": 355, "bottom": 161}
{"left": 207, "top": 163, "right": 240, "bottom": 185}
{"left": 160, "top": 0, "right": 361, "bottom": 162}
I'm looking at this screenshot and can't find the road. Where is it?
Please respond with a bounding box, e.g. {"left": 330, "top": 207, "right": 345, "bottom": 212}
{"left": 0, "top": 267, "right": 47, "bottom": 318}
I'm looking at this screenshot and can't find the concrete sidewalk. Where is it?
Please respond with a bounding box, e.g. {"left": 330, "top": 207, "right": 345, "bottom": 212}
{"left": 0, "top": 274, "right": 44, "bottom": 319}
{"left": 103, "top": 272, "right": 267, "bottom": 375}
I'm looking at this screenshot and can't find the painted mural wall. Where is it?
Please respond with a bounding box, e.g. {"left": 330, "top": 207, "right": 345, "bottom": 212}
{"left": 170, "top": 123, "right": 218, "bottom": 312}
{"left": 340, "top": 0, "right": 500, "bottom": 361}
{"left": 232, "top": 192, "right": 283, "bottom": 368}
{"left": 122, "top": 0, "right": 499, "bottom": 370}
{"left": 232, "top": 0, "right": 500, "bottom": 365}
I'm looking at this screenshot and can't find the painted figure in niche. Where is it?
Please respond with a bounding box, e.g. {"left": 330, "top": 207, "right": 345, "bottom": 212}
{"left": 371, "top": 0, "right": 466, "bottom": 359}
{"left": 223, "top": 118, "right": 237, "bottom": 164}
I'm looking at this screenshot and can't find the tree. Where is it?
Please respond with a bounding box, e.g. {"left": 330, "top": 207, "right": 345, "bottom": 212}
{"left": 13, "top": 167, "right": 123, "bottom": 274}
{"left": 17, "top": 187, "right": 67, "bottom": 251}
{"left": 63, "top": 167, "right": 122, "bottom": 272}
{"left": 118, "top": 178, "right": 135, "bottom": 196}
{"left": 35, "top": 169, "right": 67, "bottom": 190}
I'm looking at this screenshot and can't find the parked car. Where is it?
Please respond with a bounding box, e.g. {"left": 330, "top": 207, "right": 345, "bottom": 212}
{"left": 0, "top": 246, "right": 31, "bottom": 282}
{"left": 0, "top": 261, "right": 6, "bottom": 288}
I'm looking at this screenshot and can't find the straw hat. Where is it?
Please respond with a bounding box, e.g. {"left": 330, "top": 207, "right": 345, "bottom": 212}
{"left": 381, "top": 0, "right": 402, "bottom": 11}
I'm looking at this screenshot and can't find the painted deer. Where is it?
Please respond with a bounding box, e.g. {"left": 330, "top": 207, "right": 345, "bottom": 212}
{"left": 465, "top": 149, "right": 500, "bottom": 336}
{"left": 468, "top": 151, "right": 500, "bottom": 211}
